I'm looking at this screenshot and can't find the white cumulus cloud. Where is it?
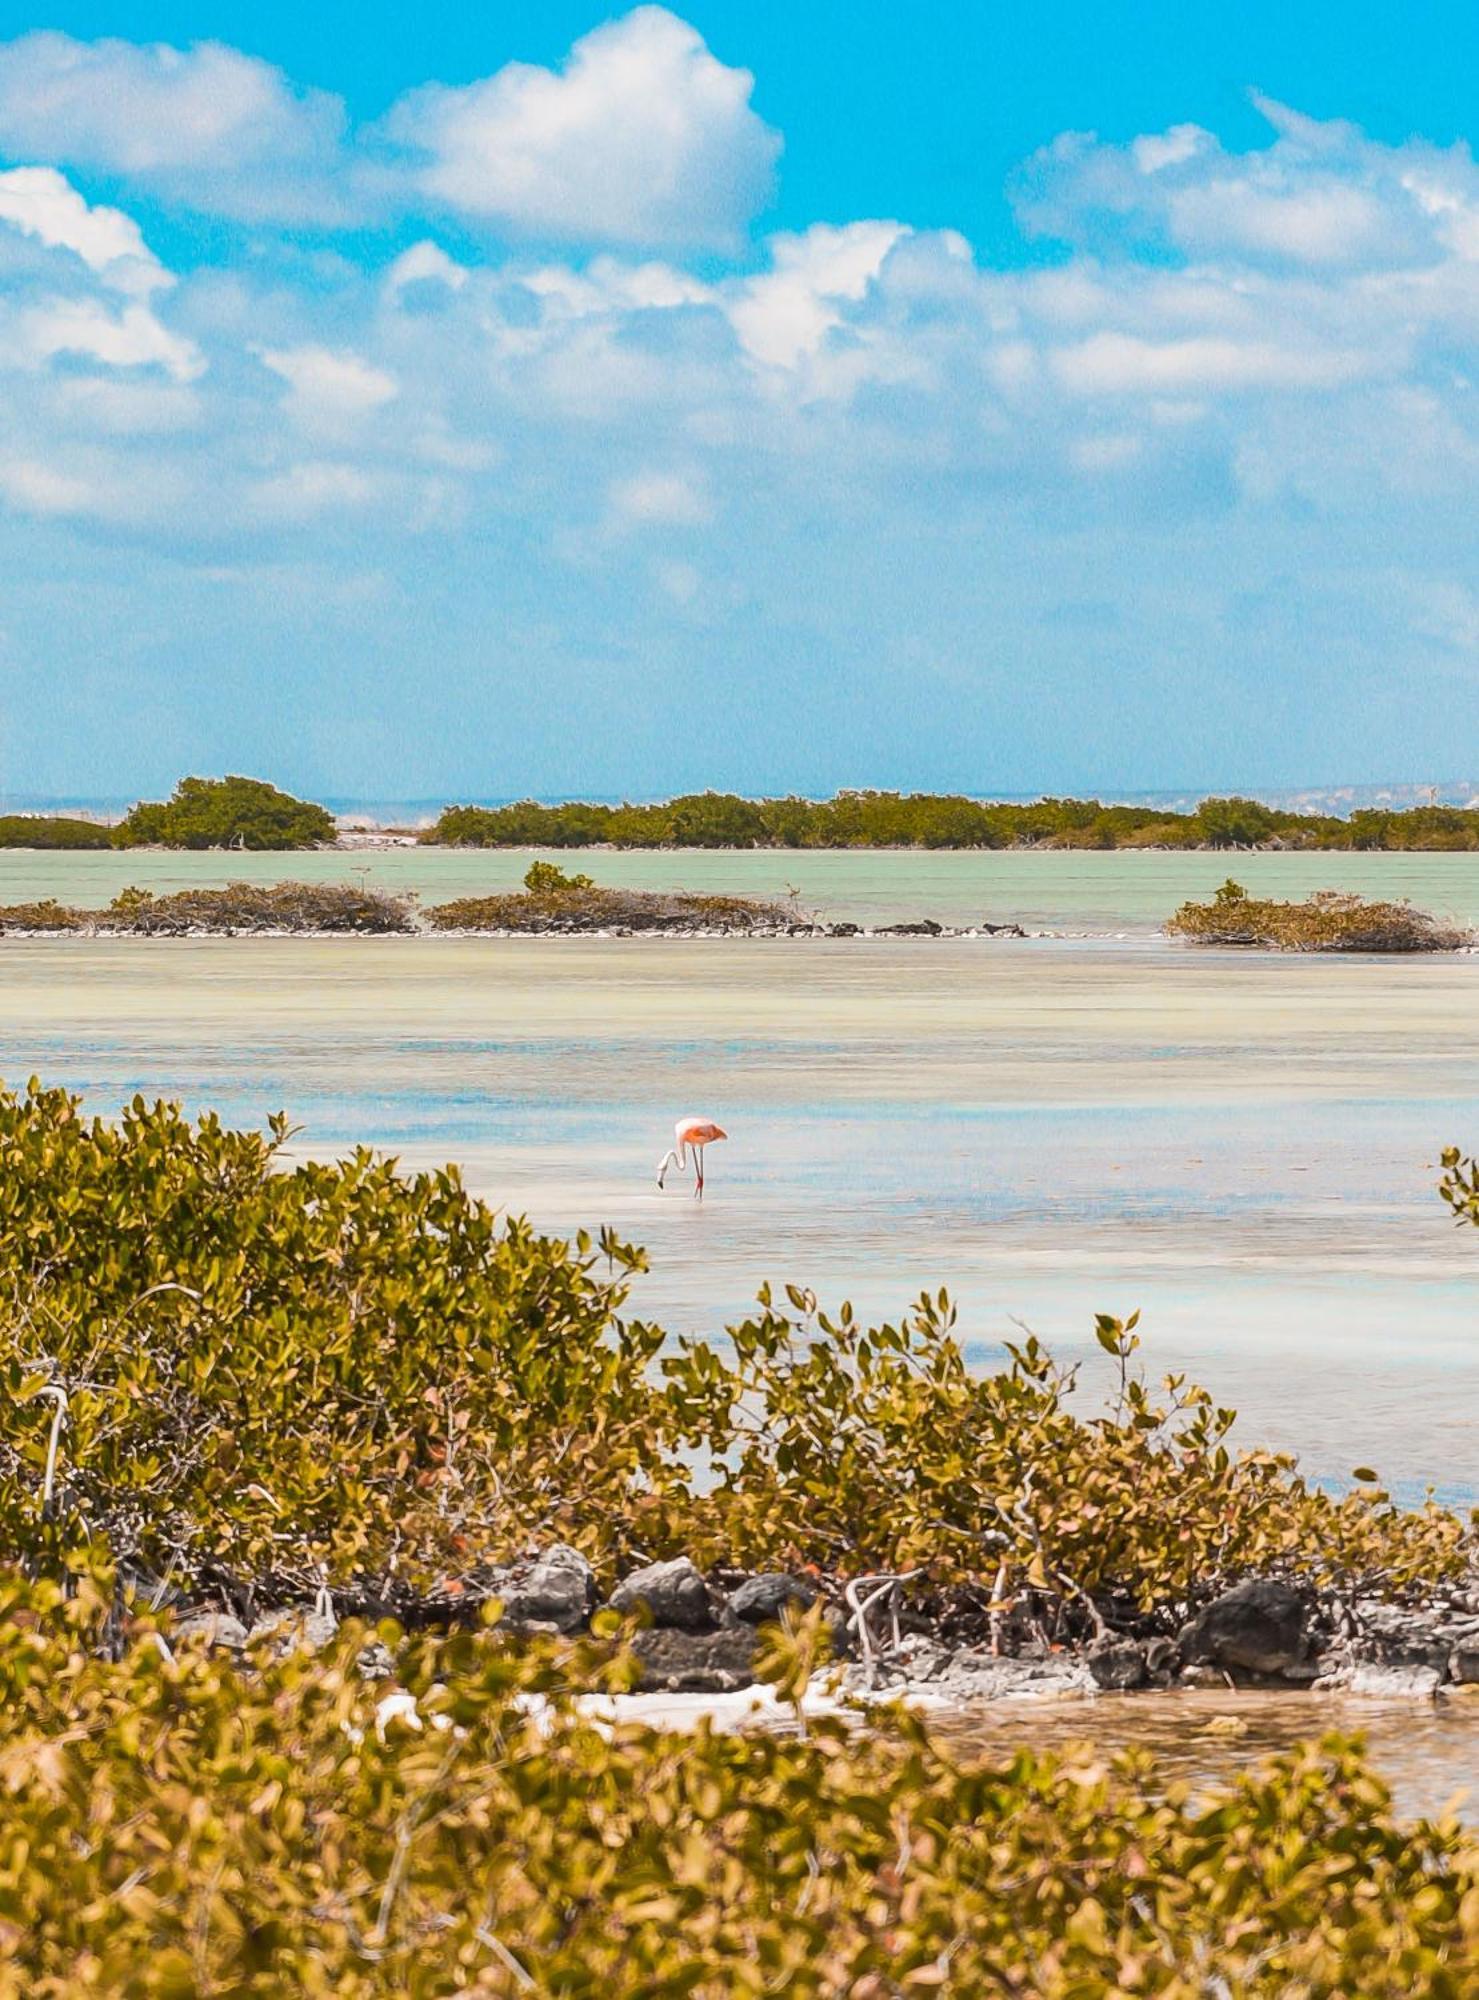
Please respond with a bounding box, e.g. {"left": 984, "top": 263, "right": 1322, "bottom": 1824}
{"left": 1052, "top": 330, "right": 1373, "bottom": 395}
{"left": 0, "top": 32, "right": 347, "bottom": 221}
{"left": 260, "top": 345, "right": 399, "bottom": 419}
{"left": 12, "top": 297, "right": 202, "bottom": 381}
{"left": 0, "top": 165, "right": 167, "bottom": 292}
{"left": 384, "top": 241, "right": 468, "bottom": 299}
{"left": 730, "top": 221, "right": 908, "bottom": 366}
{"left": 251, "top": 460, "right": 381, "bottom": 518}
{"left": 1015, "top": 98, "right": 1451, "bottom": 270}
{"left": 386, "top": 7, "right": 780, "bottom": 248}
{"left": 0, "top": 454, "right": 94, "bottom": 516}
{"left": 607, "top": 468, "right": 710, "bottom": 527}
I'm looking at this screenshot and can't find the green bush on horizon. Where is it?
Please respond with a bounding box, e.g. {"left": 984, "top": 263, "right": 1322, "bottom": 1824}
{"left": 419, "top": 788, "right": 1479, "bottom": 851}
{"left": 113, "top": 774, "right": 335, "bottom": 851}
{"left": 0, "top": 813, "right": 112, "bottom": 850}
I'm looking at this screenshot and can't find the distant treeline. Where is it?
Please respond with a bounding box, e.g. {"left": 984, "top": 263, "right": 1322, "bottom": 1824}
{"left": 423, "top": 791, "right": 1479, "bottom": 851}
{"left": 7, "top": 781, "right": 1479, "bottom": 853}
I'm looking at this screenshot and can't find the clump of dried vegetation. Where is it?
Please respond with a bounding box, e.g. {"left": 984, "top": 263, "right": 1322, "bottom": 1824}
{"left": 1166, "top": 879, "right": 1473, "bottom": 952}
{"left": 0, "top": 898, "right": 87, "bottom": 931}
{"left": 426, "top": 858, "right": 790, "bottom": 932}
{"left": 0, "top": 865, "right": 783, "bottom": 937}
{"left": 0, "top": 882, "right": 414, "bottom": 935}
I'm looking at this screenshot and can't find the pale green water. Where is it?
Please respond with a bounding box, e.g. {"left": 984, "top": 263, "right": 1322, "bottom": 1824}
{"left": 4, "top": 845, "right": 1478, "bottom": 935}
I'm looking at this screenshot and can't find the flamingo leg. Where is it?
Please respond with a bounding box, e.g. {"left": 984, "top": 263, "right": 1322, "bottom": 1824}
{"left": 695, "top": 1145, "right": 705, "bottom": 1199}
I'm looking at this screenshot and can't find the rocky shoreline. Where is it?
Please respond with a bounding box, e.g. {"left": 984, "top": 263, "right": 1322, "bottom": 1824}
{"left": 170, "top": 1547, "right": 1479, "bottom": 1707}
{"left": 427, "top": 917, "right": 1034, "bottom": 940}
{"left": 0, "top": 916, "right": 1035, "bottom": 940}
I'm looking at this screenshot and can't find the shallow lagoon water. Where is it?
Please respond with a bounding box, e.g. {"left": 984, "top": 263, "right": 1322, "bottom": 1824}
{"left": 932, "top": 1688, "right": 1479, "bottom": 1825}
{"left": 1, "top": 927, "right": 1474, "bottom": 1503}
{"left": 6, "top": 842, "right": 1479, "bottom": 936}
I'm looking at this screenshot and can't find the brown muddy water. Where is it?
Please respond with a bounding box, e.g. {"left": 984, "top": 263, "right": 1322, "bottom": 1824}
{"left": 929, "top": 1688, "right": 1479, "bottom": 1824}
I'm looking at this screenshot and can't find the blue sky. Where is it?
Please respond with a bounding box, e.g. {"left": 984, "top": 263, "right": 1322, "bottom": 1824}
{"left": 1, "top": 4, "right": 1478, "bottom": 798}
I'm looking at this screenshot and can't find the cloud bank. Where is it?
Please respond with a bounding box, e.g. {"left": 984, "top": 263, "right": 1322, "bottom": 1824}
{"left": 0, "top": 13, "right": 1475, "bottom": 792}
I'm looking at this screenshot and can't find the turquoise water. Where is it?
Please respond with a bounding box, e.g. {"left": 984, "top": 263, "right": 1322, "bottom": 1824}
{"left": 3, "top": 844, "right": 1478, "bottom": 935}
{"left": 1, "top": 932, "right": 1473, "bottom": 1504}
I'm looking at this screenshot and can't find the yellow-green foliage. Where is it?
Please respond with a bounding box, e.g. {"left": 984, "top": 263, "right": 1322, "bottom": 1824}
{"left": 1440, "top": 1147, "right": 1479, "bottom": 1227}
{"left": 1166, "top": 880, "right": 1472, "bottom": 952}
{"left": 0, "top": 899, "right": 85, "bottom": 932}
{"left": 0, "top": 1083, "right": 675, "bottom": 1597}
{"left": 0, "top": 1572, "right": 1475, "bottom": 1997}
{"left": 1, "top": 1082, "right": 1471, "bottom": 1619}
{"left": 662, "top": 1293, "right": 1473, "bottom": 1600}
{"left": 522, "top": 859, "right": 594, "bottom": 894}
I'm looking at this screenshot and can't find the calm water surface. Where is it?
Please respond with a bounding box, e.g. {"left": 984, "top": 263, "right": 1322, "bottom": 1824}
{"left": 1, "top": 931, "right": 1473, "bottom": 1503}
{"left": 6, "top": 844, "right": 1479, "bottom": 935}
{"left": 932, "top": 1689, "right": 1479, "bottom": 1824}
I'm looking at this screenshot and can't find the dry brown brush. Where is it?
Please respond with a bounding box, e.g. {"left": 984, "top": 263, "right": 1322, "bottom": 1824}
{"left": 426, "top": 865, "right": 789, "bottom": 933}
{"left": 1166, "top": 880, "right": 1472, "bottom": 952}
{"left": 0, "top": 882, "right": 415, "bottom": 935}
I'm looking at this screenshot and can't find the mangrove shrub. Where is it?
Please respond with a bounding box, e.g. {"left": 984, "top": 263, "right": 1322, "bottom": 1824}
{"left": 1, "top": 1084, "right": 1470, "bottom": 1617}
{"left": 0, "top": 1574, "right": 1474, "bottom": 1995}
{"left": 114, "top": 775, "right": 335, "bottom": 850}
{"left": 420, "top": 790, "right": 1479, "bottom": 851}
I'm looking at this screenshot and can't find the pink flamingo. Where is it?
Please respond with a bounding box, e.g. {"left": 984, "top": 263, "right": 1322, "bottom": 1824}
{"left": 657, "top": 1116, "right": 728, "bottom": 1199}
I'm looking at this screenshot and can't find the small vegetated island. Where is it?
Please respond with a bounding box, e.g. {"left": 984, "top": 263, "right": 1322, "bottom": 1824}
{"left": 1167, "top": 879, "right": 1473, "bottom": 952}
{"left": 0, "top": 882, "right": 416, "bottom": 936}
{"left": 427, "top": 858, "right": 793, "bottom": 934}
{"left": 1, "top": 1080, "right": 1477, "bottom": 1989}
{"left": 423, "top": 789, "right": 1479, "bottom": 850}
{"left": 4, "top": 865, "right": 1472, "bottom": 947}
